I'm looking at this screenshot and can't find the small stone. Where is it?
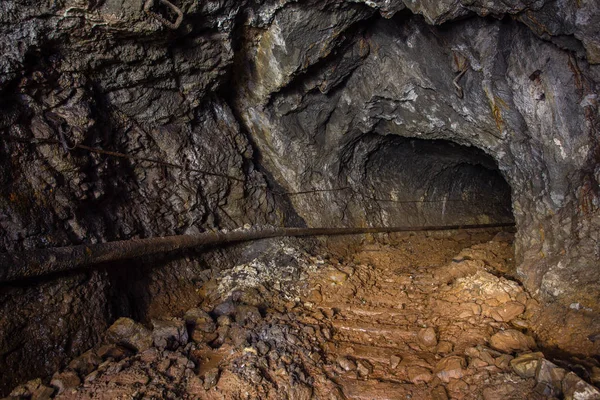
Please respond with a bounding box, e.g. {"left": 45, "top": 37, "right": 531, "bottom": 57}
{"left": 390, "top": 355, "right": 402, "bottom": 369}
{"left": 228, "top": 325, "right": 249, "bottom": 348}
{"left": 562, "top": 371, "right": 600, "bottom": 400}
{"left": 407, "top": 366, "right": 433, "bottom": 383}
{"left": 105, "top": 317, "right": 153, "bottom": 353}
{"left": 213, "top": 301, "right": 236, "bottom": 316}
{"left": 217, "top": 315, "right": 232, "bottom": 327}
{"left": 356, "top": 360, "right": 372, "bottom": 377}
{"left": 436, "top": 341, "right": 454, "bottom": 355}
{"left": 31, "top": 384, "right": 54, "bottom": 400}
{"left": 418, "top": 327, "right": 438, "bottom": 347}
{"left": 235, "top": 305, "right": 262, "bottom": 326}
{"left": 68, "top": 350, "right": 102, "bottom": 375}
{"left": 489, "top": 329, "right": 535, "bottom": 353}
{"left": 96, "top": 344, "right": 131, "bottom": 360}
{"left": 490, "top": 302, "right": 525, "bottom": 322}
{"left": 435, "top": 356, "right": 466, "bottom": 383}
{"left": 509, "top": 352, "right": 544, "bottom": 378}
{"left": 256, "top": 341, "right": 270, "bottom": 356}
{"left": 10, "top": 379, "right": 48, "bottom": 399}
{"left": 471, "top": 358, "right": 488, "bottom": 368}
{"left": 328, "top": 268, "right": 348, "bottom": 283}
{"left": 112, "top": 370, "right": 150, "bottom": 386}
{"left": 152, "top": 319, "right": 189, "bottom": 350}
{"left": 431, "top": 386, "right": 449, "bottom": 400}
{"left": 154, "top": 357, "right": 169, "bottom": 373}
{"left": 185, "top": 308, "right": 217, "bottom": 333}
{"left": 536, "top": 359, "right": 566, "bottom": 397}
{"left": 50, "top": 371, "right": 81, "bottom": 394}
{"left": 591, "top": 367, "right": 600, "bottom": 386}
{"left": 337, "top": 356, "right": 357, "bottom": 371}
{"left": 139, "top": 347, "right": 159, "bottom": 363}
{"left": 203, "top": 368, "right": 220, "bottom": 390}
{"left": 494, "top": 354, "right": 514, "bottom": 370}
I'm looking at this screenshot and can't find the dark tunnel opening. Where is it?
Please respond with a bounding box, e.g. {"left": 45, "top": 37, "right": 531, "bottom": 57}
{"left": 345, "top": 135, "right": 514, "bottom": 227}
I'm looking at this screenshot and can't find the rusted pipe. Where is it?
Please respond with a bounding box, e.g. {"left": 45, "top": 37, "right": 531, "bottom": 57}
{"left": 0, "top": 223, "right": 515, "bottom": 284}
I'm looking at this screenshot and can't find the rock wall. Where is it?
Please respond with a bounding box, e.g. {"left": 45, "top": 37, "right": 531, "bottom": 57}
{"left": 0, "top": 0, "right": 280, "bottom": 393}
{"left": 232, "top": 0, "right": 600, "bottom": 329}
{"left": 0, "top": 0, "right": 599, "bottom": 393}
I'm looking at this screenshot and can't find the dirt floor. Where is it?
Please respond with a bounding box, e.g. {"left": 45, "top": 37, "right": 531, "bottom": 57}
{"left": 5, "top": 230, "right": 600, "bottom": 399}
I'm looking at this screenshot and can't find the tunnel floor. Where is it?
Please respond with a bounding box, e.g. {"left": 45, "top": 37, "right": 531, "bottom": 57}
{"left": 9, "top": 230, "right": 599, "bottom": 399}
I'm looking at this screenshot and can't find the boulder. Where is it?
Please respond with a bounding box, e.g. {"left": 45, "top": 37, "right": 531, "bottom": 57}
{"left": 105, "top": 317, "right": 153, "bottom": 353}
{"left": 562, "top": 372, "right": 600, "bottom": 400}
{"left": 435, "top": 356, "right": 466, "bottom": 383}
{"left": 489, "top": 330, "right": 535, "bottom": 353}
{"left": 509, "top": 352, "right": 544, "bottom": 378}
{"left": 152, "top": 319, "right": 189, "bottom": 350}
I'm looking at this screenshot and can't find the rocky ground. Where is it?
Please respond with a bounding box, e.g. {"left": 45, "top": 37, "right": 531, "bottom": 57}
{"left": 5, "top": 231, "right": 600, "bottom": 400}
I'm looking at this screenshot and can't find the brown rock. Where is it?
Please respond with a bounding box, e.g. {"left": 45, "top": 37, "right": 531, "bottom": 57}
{"left": 418, "top": 327, "right": 438, "bottom": 347}
{"left": 490, "top": 301, "right": 525, "bottom": 322}
{"left": 390, "top": 355, "right": 402, "bottom": 369}
{"left": 96, "top": 344, "right": 131, "bottom": 360}
{"left": 50, "top": 371, "right": 81, "bottom": 394}
{"left": 562, "top": 372, "right": 600, "bottom": 400}
{"left": 407, "top": 366, "right": 433, "bottom": 383}
{"left": 435, "top": 356, "right": 466, "bottom": 383}
{"left": 494, "top": 354, "right": 514, "bottom": 370}
{"left": 152, "top": 319, "right": 189, "bottom": 350}
{"left": 11, "top": 379, "right": 54, "bottom": 400}
{"left": 139, "top": 347, "right": 159, "bottom": 363}
{"left": 105, "top": 317, "right": 153, "bottom": 353}
{"left": 113, "top": 370, "right": 150, "bottom": 386}
{"left": 337, "top": 356, "right": 357, "bottom": 371}
{"left": 470, "top": 358, "right": 488, "bottom": 368}
{"left": 436, "top": 341, "right": 454, "bottom": 355}
{"left": 509, "top": 352, "right": 544, "bottom": 378}
{"left": 31, "top": 385, "right": 54, "bottom": 400}
{"left": 185, "top": 308, "right": 217, "bottom": 332}
{"left": 356, "top": 360, "right": 372, "bottom": 377}
{"left": 431, "top": 386, "right": 449, "bottom": 400}
{"left": 203, "top": 368, "right": 220, "bottom": 390}
{"left": 67, "top": 350, "right": 102, "bottom": 375}
{"left": 327, "top": 268, "right": 349, "bottom": 283}
{"left": 235, "top": 305, "right": 262, "bottom": 326}
{"left": 489, "top": 329, "right": 535, "bottom": 353}
{"left": 591, "top": 367, "right": 600, "bottom": 386}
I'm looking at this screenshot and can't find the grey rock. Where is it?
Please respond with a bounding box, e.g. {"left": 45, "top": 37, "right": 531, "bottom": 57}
{"left": 562, "top": 372, "right": 600, "bottom": 400}
{"left": 152, "top": 319, "right": 189, "bottom": 350}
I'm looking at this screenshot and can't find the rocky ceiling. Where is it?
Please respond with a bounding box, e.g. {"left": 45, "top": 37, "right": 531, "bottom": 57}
{"left": 0, "top": 0, "right": 599, "bottom": 394}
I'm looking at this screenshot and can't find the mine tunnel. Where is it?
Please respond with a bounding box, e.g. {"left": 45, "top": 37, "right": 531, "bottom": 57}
{"left": 1, "top": 1, "right": 600, "bottom": 399}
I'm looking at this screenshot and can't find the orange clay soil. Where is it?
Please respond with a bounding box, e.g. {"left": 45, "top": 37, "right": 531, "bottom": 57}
{"left": 7, "top": 230, "right": 600, "bottom": 400}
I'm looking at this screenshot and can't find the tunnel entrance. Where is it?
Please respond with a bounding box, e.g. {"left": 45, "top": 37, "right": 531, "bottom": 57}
{"left": 346, "top": 135, "right": 514, "bottom": 227}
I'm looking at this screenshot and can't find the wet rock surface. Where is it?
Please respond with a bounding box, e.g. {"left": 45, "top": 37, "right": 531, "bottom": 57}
{"left": 5, "top": 232, "right": 600, "bottom": 399}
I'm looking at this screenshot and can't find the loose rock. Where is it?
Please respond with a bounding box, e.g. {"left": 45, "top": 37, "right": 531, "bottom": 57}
{"left": 105, "top": 317, "right": 153, "bottom": 353}
{"left": 418, "top": 327, "right": 438, "bottom": 348}
{"left": 489, "top": 330, "right": 535, "bottom": 353}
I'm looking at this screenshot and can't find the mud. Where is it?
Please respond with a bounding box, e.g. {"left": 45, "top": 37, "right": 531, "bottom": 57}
{"left": 5, "top": 231, "right": 600, "bottom": 400}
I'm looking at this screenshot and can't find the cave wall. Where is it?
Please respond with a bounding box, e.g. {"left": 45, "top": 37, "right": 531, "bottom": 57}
{"left": 0, "top": 0, "right": 281, "bottom": 392}
{"left": 0, "top": 0, "right": 599, "bottom": 392}
{"left": 232, "top": 0, "right": 600, "bottom": 319}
